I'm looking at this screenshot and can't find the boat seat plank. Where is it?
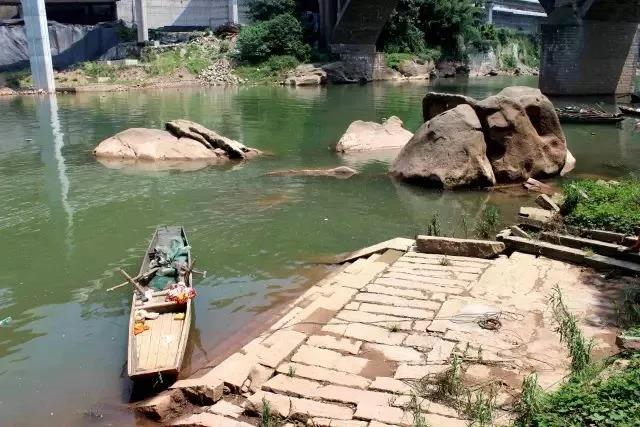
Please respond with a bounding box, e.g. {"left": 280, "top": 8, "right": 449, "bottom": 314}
{"left": 135, "top": 319, "right": 152, "bottom": 371}
{"left": 155, "top": 313, "right": 175, "bottom": 369}
{"left": 141, "top": 316, "right": 163, "bottom": 371}
{"left": 163, "top": 315, "right": 184, "bottom": 369}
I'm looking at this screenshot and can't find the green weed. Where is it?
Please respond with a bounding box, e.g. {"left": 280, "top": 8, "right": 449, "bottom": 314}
{"left": 463, "top": 386, "right": 496, "bottom": 427}
{"left": 474, "top": 205, "right": 501, "bottom": 239}
{"left": 82, "top": 62, "right": 117, "bottom": 79}
{"left": 515, "top": 373, "right": 544, "bottom": 426}
{"left": 550, "top": 285, "right": 594, "bottom": 374}
{"left": 439, "top": 256, "right": 450, "bottom": 266}
{"left": 426, "top": 213, "right": 441, "bottom": 237}
{"left": 562, "top": 178, "right": 640, "bottom": 234}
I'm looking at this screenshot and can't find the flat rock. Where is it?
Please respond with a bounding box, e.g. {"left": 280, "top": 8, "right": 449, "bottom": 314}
{"left": 170, "top": 412, "right": 253, "bottom": 427}
{"left": 535, "top": 194, "right": 560, "bottom": 212}
{"left": 245, "top": 391, "right": 291, "bottom": 417}
{"left": 266, "top": 166, "right": 357, "bottom": 179}
{"left": 207, "top": 400, "right": 244, "bottom": 418}
{"left": 94, "top": 128, "right": 222, "bottom": 161}
{"left": 336, "top": 116, "right": 413, "bottom": 153}
{"left": 133, "top": 390, "right": 179, "bottom": 421}
{"left": 416, "top": 236, "right": 505, "bottom": 259}
{"left": 166, "top": 119, "right": 258, "bottom": 159}
{"left": 171, "top": 375, "right": 225, "bottom": 405}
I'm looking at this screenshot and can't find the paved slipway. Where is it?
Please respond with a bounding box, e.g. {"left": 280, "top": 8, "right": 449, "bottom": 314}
{"left": 137, "top": 238, "right": 630, "bottom": 426}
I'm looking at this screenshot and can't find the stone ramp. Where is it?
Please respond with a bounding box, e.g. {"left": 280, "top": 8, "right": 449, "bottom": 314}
{"left": 144, "top": 245, "right": 630, "bottom": 426}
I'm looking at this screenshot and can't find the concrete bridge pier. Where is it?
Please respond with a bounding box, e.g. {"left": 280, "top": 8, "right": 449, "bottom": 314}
{"left": 540, "top": 21, "right": 640, "bottom": 96}
{"left": 21, "top": 0, "right": 55, "bottom": 92}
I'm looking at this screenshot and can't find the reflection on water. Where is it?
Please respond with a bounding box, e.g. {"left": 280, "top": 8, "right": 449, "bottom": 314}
{"left": 0, "top": 76, "right": 639, "bottom": 426}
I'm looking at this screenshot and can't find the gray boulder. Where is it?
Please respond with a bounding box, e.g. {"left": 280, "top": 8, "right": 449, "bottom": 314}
{"left": 390, "top": 104, "right": 496, "bottom": 189}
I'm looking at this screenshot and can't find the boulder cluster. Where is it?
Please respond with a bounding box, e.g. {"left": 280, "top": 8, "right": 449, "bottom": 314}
{"left": 389, "top": 87, "right": 575, "bottom": 189}
{"left": 93, "top": 119, "right": 260, "bottom": 162}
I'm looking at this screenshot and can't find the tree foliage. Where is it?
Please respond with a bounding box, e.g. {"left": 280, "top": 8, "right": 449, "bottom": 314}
{"left": 379, "top": 0, "right": 483, "bottom": 59}
{"left": 236, "top": 9, "right": 310, "bottom": 63}
{"left": 246, "top": 0, "right": 297, "bottom": 22}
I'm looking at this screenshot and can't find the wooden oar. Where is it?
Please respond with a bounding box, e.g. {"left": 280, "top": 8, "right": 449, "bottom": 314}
{"left": 119, "top": 268, "right": 148, "bottom": 301}
{"left": 107, "top": 267, "right": 160, "bottom": 292}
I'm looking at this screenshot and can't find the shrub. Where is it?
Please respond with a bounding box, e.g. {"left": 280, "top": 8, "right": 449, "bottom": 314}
{"left": 233, "top": 55, "right": 299, "bottom": 82}
{"left": 247, "top": 0, "right": 296, "bottom": 22}
{"left": 82, "top": 61, "right": 117, "bottom": 79}
{"left": 562, "top": 179, "right": 640, "bottom": 234}
{"left": 531, "top": 355, "right": 640, "bottom": 426}
{"left": 474, "top": 205, "right": 501, "bottom": 239}
{"left": 386, "top": 52, "right": 415, "bottom": 70}
{"left": 236, "top": 13, "right": 310, "bottom": 63}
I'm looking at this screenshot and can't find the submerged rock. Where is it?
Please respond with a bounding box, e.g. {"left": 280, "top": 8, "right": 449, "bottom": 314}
{"left": 390, "top": 104, "right": 496, "bottom": 189}
{"left": 335, "top": 116, "right": 413, "bottom": 153}
{"left": 266, "top": 166, "right": 357, "bottom": 179}
{"left": 93, "top": 120, "right": 260, "bottom": 164}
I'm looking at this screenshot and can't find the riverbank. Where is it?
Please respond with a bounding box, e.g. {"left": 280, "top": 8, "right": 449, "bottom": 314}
{"left": 136, "top": 237, "right": 633, "bottom": 426}
{"left": 0, "top": 32, "right": 538, "bottom": 97}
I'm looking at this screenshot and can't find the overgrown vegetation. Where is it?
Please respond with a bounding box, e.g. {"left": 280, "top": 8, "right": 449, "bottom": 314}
{"left": 236, "top": 0, "right": 311, "bottom": 64}
{"left": 234, "top": 55, "right": 299, "bottom": 83}
{"left": 512, "top": 287, "right": 640, "bottom": 426}
{"left": 474, "top": 205, "right": 501, "bottom": 239}
{"left": 562, "top": 178, "right": 640, "bottom": 234}
{"left": 379, "top": 0, "right": 539, "bottom": 70}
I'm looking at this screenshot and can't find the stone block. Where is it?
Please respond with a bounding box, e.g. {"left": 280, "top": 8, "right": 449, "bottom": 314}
{"left": 309, "top": 418, "right": 368, "bottom": 427}
{"left": 170, "top": 375, "right": 225, "bottom": 405}
{"left": 363, "top": 343, "right": 424, "bottom": 363}
{"left": 509, "top": 225, "right": 530, "bottom": 238}
{"left": 337, "top": 309, "right": 413, "bottom": 330}
{"left": 394, "top": 364, "right": 449, "bottom": 380}
{"left": 276, "top": 362, "right": 371, "bottom": 388}
{"left": 245, "top": 391, "right": 291, "bottom": 418}
{"left": 365, "top": 283, "right": 431, "bottom": 300}
{"left": 402, "top": 251, "right": 491, "bottom": 266}
{"left": 248, "top": 364, "right": 275, "bottom": 392}
{"left": 306, "top": 334, "right": 362, "bottom": 354}
{"left": 383, "top": 271, "right": 470, "bottom": 288}
{"left": 374, "top": 277, "right": 465, "bottom": 295}
{"left": 502, "top": 236, "right": 586, "bottom": 264}
{"left": 426, "top": 339, "right": 457, "bottom": 364}
{"left": 416, "top": 236, "right": 505, "bottom": 259}
{"left": 355, "top": 292, "right": 442, "bottom": 311}
{"left": 404, "top": 334, "right": 438, "bottom": 350}
{"left": 289, "top": 396, "right": 354, "bottom": 421}
{"left": 334, "top": 238, "right": 414, "bottom": 263}
{"left": 423, "top": 413, "right": 467, "bottom": 427}
{"left": 208, "top": 400, "right": 244, "bottom": 418}
{"left": 133, "top": 390, "right": 176, "bottom": 420}
{"left": 359, "top": 302, "right": 435, "bottom": 320}
{"left": 354, "top": 404, "right": 412, "bottom": 426}
{"left": 535, "top": 194, "right": 560, "bottom": 212}
{"left": 262, "top": 374, "right": 320, "bottom": 398}
{"left": 342, "top": 322, "right": 408, "bottom": 345}
{"left": 170, "top": 412, "right": 254, "bottom": 426}
{"left": 291, "top": 344, "right": 369, "bottom": 374}
{"left": 314, "top": 384, "right": 394, "bottom": 406}
{"left": 369, "top": 377, "right": 412, "bottom": 394}
{"left": 250, "top": 330, "right": 308, "bottom": 368}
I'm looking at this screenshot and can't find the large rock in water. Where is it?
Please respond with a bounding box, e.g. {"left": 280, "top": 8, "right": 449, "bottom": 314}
{"left": 421, "top": 86, "right": 573, "bottom": 182}
{"left": 93, "top": 128, "right": 224, "bottom": 161}
{"left": 390, "top": 104, "right": 496, "bottom": 189}
{"left": 94, "top": 120, "right": 260, "bottom": 164}
{"left": 335, "top": 116, "right": 413, "bottom": 153}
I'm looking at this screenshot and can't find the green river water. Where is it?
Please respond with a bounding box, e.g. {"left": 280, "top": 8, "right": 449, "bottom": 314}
{"left": 1, "top": 76, "right": 640, "bottom": 426}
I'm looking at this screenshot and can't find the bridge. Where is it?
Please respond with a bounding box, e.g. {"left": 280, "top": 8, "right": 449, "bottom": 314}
{"left": 320, "top": 0, "right": 640, "bottom": 96}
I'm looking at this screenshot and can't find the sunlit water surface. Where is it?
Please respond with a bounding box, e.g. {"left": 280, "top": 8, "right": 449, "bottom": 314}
{"left": 1, "top": 76, "right": 640, "bottom": 426}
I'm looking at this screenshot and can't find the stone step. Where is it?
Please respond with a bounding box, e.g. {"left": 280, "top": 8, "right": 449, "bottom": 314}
{"left": 503, "top": 236, "right": 640, "bottom": 275}
{"left": 416, "top": 236, "right": 505, "bottom": 259}
{"left": 334, "top": 238, "right": 415, "bottom": 263}
{"left": 540, "top": 232, "right": 640, "bottom": 263}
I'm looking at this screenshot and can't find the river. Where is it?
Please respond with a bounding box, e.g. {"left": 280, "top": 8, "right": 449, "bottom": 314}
{"left": 1, "top": 76, "right": 639, "bottom": 426}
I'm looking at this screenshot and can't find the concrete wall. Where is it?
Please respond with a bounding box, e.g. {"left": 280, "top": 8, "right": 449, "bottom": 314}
{"left": 116, "top": 0, "right": 250, "bottom": 30}
{"left": 492, "top": 10, "right": 545, "bottom": 34}
{"left": 539, "top": 21, "right": 640, "bottom": 95}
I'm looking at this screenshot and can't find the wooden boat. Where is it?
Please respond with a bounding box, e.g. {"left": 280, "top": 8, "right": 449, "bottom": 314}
{"left": 618, "top": 105, "right": 640, "bottom": 117}
{"left": 127, "top": 226, "right": 193, "bottom": 379}
{"left": 556, "top": 106, "right": 624, "bottom": 124}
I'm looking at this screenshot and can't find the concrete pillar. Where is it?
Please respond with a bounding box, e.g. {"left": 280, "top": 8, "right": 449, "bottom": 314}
{"left": 228, "top": 0, "right": 238, "bottom": 24}
{"left": 21, "top": 0, "right": 54, "bottom": 92}
{"left": 134, "top": 0, "right": 148, "bottom": 43}
{"left": 486, "top": 1, "right": 494, "bottom": 25}
{"left": 539, "top": 21, "right": 640, "bottom": 96}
